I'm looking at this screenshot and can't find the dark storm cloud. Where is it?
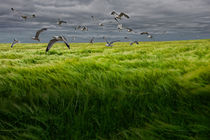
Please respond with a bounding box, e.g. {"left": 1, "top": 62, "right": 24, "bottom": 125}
{"left": 0, "top": 0, "right": 210, "bottom": 43}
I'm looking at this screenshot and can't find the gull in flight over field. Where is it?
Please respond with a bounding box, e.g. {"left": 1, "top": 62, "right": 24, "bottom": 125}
{"left": 147, "top": 34, "right": 153, "bottom": 38}
{"left": 11, "top": 38, "right": 19, "bottom": 48}
{"left": 81, "top": 26, "right": 88, "bottom": 31}
{"left": 21, "top": 14, "right": 36, "bottom": 21}
{"left": 117, "top": 24, "right": 123, "bottom": 31}
{"left": 98, "top": 23, "right": 104, "bottom": 26}
{"left": 32, "top": 28, "right": 47, "bottom": 42}
{"left": 140, "top": 32, "right": 153, "bottom": 38}
{"left": 111, "top": 11, "right": 129, "bottom": 22}
{"left": 46, "top": 36, "right": 70, "bottom": 52}
{"left": 130, "top": 41, "right": 139, "bottom": 46}
{"left": 126, "top": 28, "right": 133, "bottom": 32}
{"left": 57, "top": 19, "right": 67, "bottom": 26}
{"left": 103, "top": 37, "right": 120, "bottom": 47}
{"left": 140, "top": 32, "right": 149, "bottom": 35}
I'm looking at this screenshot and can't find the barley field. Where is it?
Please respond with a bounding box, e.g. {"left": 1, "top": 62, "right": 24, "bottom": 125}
{"left": 0, "top": 40, "right": 209, "bottom": 140}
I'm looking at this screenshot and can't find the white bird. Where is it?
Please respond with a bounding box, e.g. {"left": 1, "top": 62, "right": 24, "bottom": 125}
{"left": 81, "top": 26, "right": 88, "bottom": 31}
{"left": 21, "top": 14, "right": 36, "bottom": 21}
{"left": 11, "top": 38, "right": 19, "bottom": 48}
{"left": 147, "top": 34, "right": 153, "bottom": 38}
{"left": 111, "top": 11, "right": 129, "bottom": 22}
{"left": 32, "top": 28, "right": 47, "bottom": 42}
{"left": 21, "top": 15, "right": 28, "bottom": 21}
{"left": 130, "top": 41, "right": 139, "bottom": 46}
{"left": 98, "top": 23, "right": 104, "bottom": 26}
{"left": 57, "top": 19, "right": 67, "bottom": 26}
{"left": 126, "top": 28, "right": 133, "bottom": 32}
{"left": 46, "top": 36, "right": 70, "bottom": 52}
{"left": 103, "top": 37, "right": 120, "bottom": 47}
{"left": 140, "top": 32, "right": 149, "bottom": 35}
{"left": 117, "top": 24, "right": 123, "bottom": 31}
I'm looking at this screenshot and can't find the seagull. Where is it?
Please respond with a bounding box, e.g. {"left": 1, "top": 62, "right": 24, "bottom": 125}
{"left": 98, "top": 23, "right": 104, "bottom": 26}
{"left": 147, "top": 34, "right": 153, "bottom": 38}
{"left": 126, "top": 28, "right": 133, "bottom": 32}
{"left": 11, "top": 38, "right": 19, "bottom": 48}
{"left": 111, "top": 11, "right": 129, "bottom": 19}
{"left": 117, "top": 24, "right": 123, "bottom": 31}
{"left": 140, "top": 32, "right": 149, "bottom": 35}
{"left": 130, "top": 41, "right": 139, "bottom": 46}
{"left": 31, "top": 14, "right": 36, "bottom": 18}
{"left": 21, "top": 14, "right": 36, "bottom": 21}
{"left": 103, "top": 37, "right": 120, "bottom": 47}
{"left": 111, "top": 11, "right": 129, "bottom": 22}
{"left": 32, "top": 28, "right": 47, "bottom": 42}
{"left": 21, "top": 15, "right": 28, "bottom": 21}
{"left": 57, "top": 19, "right": 67, "bottom": 26}
{"left": 89, "top": 37, "right": 95, "bottom": 44}
{"left": 81, "top": 26, "right": 88, "bottom": 31}
{"left": 46, "top": 36, "right": 70, "bottom": 52}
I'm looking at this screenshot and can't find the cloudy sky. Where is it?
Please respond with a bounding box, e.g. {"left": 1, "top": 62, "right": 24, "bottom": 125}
{"left": 0, "top": 0, "right": 210, "bottom": 43}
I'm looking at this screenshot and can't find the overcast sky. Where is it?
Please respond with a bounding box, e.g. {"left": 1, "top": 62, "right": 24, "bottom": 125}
{"left": 0, "top": 0, "right": 210, "bottom": 43}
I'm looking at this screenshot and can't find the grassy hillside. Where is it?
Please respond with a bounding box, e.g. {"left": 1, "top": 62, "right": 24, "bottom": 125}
{"left": 0, "top": 40, "right": 210, "bottom": 140}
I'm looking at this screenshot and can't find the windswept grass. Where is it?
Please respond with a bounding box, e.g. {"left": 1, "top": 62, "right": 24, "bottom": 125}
{"left": 0, "top": 40, "right": 210, "bottom": 140}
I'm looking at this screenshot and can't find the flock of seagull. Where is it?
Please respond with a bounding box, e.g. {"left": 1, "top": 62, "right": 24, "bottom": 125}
{"left": 10, "top": 8, "right": 153, "bottom": 52}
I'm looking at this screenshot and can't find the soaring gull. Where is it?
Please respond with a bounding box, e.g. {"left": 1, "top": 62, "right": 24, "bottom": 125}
{"left": 46, "top": 36, "right": 70, "bottom": 52}
{"left": 32, "top": 28, "right": 47, "bottom": 42}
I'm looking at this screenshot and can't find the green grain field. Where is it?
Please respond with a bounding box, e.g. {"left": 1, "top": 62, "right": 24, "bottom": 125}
{"left": 0, "top": 39, "right": 210, "bottom": 140}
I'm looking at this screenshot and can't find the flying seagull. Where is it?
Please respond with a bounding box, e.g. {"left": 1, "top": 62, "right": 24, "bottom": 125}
{"left": 140, "top": 32, "right": 149, "bottom": 35}
{"left": 103, "top": 37, "right": 120, "bottom": 47}
{"left": 89, "top": 37, "right": 95, "bottom": 44}
{"left": 21, "top": 15, "right": 28, "bottom": 21}
{"left": 130, "top": 41, "right": 139, "bottom": 46}
{"left": 31, "top": 14, "right": 36, "bottom": 18}
{"left": 21, "top": 14, "right": 36, "bottom": 21}
{"left": 11, "top": 38, "right": 19, "bottom": 48}
{"left": 111, "top": 11, "right": 129, "bottom": 22}
{"left": 98, "top": 23, "right": 104, "bottom": 26}
{"left": 57, "top": 19, "right": 67, "bottom": 26}
{"left": 32, "top": 28, "right": 47, "bottom": 42}
{"left": 11, "top": 8, "right": 15, "bottom": 12}
{"left": 147, "top": 34, "right": 153, "bottom": 38}
{"left": 117, "top": 24, "right": 123, "bottom": 31}
{"left": 126, "top": 28, "right": 133, "bottom": 32}
{"left": 81, "top": 26, "right": 88, "bottom": 31}
{"left": 46, "top": 36, "right": 70, "bottom": 52}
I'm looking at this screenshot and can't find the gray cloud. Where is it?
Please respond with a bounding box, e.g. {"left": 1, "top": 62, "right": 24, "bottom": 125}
{"left": 0, "top": 0, "right": 210, "bottom": 43}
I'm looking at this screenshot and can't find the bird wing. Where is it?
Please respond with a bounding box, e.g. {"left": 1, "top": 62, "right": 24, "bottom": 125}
{"left": 35, "top": 28, "right": 47, "bottom": 38}
{"left": 64, "top": 41, "right": 70, "bottom": 49}
{"left": 46, "top": 39, "right": 57, "bottom": 52}
{"left": 119, "top": 13, "right": 129, "bottom": 18}
{"left": 61, "top": 36, "right": 70, "bottom": 49}
{"left": 111, "top": 11, "right": 117, "bottom": 15}
{"left": 114, "top": 18, "right": 120, "bottom": 23}
{"left": 110, "top": 40, "right": 120, "bottom": 45}
{"left": 11, "top": 41, "right": 16, "bottom": 48}
{"left": 126, "top": 28, "right": 132, "bottom": 32}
